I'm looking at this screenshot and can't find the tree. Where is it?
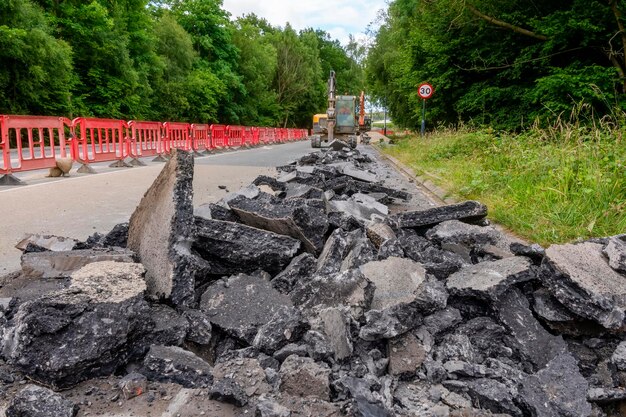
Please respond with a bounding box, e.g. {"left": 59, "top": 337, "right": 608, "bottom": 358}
{"left": 166, "top": 0, "right": 244, "bottom": 123}
{"left": 366, "top": 0, "right": 626, "bottom": 130}
{"left": 0, "top": 0, "right": 74, "bottom": 115}
{"left": 232, "top": 15, "right": 280, "bottom": 126}
{"left": 150, "top": 13, "right": 194, "bottom": 121}
{"left": 271, "top": 24, "right": 322, "bottom": 127}
{"left": 36, "top": 0, "right": 157, "bottom": 118}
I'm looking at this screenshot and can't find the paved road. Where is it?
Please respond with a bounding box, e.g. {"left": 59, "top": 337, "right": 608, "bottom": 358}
{"left": 0, "top": 134, "right": 438, "bottom": 416}
{"left": 0, "top": 142, "right": 318, "bottom": 274}
{"left": 0, "top": 136, "right": 435, "bottom": 275}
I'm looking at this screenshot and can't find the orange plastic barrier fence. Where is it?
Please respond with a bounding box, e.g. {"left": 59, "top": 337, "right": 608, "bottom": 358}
{"left": 164, "top": 122, "right": 191, "bottom": 152}
{"left": 128, "top": 121, "right": 163, "bottom": 160}
{"left": 271, "top": 128, "right": 279, "bottom": 143}
{"left": 0, "top": 114, "right": 309, "bottom": 181}
{"left": 280, "top": 128, "right": 289, "bottom": 143}
{"left": 242, "top": 127, "right": 253, "bottom": 146}
{"left": 227, "top": 125, "right": 243, "bottom": 147}
{"left": 190, "top": 124, "right": 210, "bottom": 153}
{"left": 0, "top": 115, "right": 73, "bottom": 174}
{"left": 72, "top": 118, "right": 128, "bottom": 166}
{"left": 251, "top": 127, "right": 260, "bottom": 145}
{"left": 210, "top": 124, "right": 226, "bottom": 148}
{"left": 258, "top": 128, "right": 269, "bottom": 144}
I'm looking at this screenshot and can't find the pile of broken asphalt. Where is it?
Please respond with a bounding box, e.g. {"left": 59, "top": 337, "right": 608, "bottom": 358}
{"left": 1, "top": 144, "right": 626, "bottom": 417}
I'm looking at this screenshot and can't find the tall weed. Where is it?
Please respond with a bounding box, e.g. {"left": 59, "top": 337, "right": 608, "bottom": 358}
{"left": 384, "top": 116, "right": 626, "bottom": 245}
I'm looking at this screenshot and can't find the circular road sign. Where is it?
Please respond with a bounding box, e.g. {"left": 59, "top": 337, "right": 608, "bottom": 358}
{"left": 418, "top": 83, "right": 434, "bottom": 100}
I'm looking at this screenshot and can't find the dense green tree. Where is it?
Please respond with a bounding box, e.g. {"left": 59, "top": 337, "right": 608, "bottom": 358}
{"left": 0, "top": 0, "right": 74, "bottom": 115}
{"left": 366, "top": 0, "right": 626, "bottom": 130}
{"left": 36, "top": 0, "right": 157, "bottom": 118}
{"left": 167, "top": 0, "right": 244, "bottom": 123}
{"left": 306, "top": 30, "right": 365, "bottom": 113}
{"left": 270, "top": 24, "right": 322, "bottom": 127}
{"left": 150, "top": 13, "right": 193, "bottom": 121}
{"left": 232, "top": 15, "right": 279, "bottom": 126}
{"left": 0, "top": 0, "right": 365, "bottom": 128}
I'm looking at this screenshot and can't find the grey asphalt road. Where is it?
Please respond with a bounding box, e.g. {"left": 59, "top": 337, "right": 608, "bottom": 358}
{"left": 0, "top": 135, "right": 435, "bottom": 276}
{"left": 0, "top": 142, "right": 318, "bottom": 274}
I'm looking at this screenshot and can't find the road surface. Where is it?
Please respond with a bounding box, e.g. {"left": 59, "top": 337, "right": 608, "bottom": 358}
{"left": 0, "top": 135, "right": 439, "bottom": 417}
{"left": 0, "top": 135, "right": 435, "bottom": 275}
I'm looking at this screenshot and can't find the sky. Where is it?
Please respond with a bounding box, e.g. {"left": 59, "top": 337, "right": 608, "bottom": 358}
{"left": 221, "top": 0, "right": 388, "bottom": 46}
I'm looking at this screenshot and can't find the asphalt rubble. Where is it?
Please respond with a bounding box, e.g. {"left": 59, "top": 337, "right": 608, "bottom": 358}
{"left": 0, "top": 144, "right": 625, "bottom": 416}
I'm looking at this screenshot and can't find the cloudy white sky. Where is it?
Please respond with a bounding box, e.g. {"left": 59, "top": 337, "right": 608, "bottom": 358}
{"left": 222, "top": 0, "right": 388, "bottom": 46}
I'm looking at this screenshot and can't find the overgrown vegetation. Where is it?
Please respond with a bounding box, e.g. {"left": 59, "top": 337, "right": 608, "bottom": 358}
{"left": 382, "top": 116, "right": 626, "bottom": 245}
{"left": 0, "top": 0, "right": 365, "bottom": 127}
{"left": 366, "top": 0, "right": 626, "bottom": 130}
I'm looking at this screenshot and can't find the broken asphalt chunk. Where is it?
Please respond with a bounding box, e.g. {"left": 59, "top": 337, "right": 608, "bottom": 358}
{"left": 2, "top": 261, "right": 151, "bottom": 389}
{"left": 279, "top": 355, "right": 331, "bottom": 400}
{"left": 359, "top": 257, "right": 427, "bottom": 311}
{"left": 193, "top": 217, "right": 301, "bottom": 276}
{"left": 15, "top": 233, "right": 78, "bottom": 252}
{"left": 446, "top": 257, "right": 534, "bottom": 303}
{"left": 542, "top": 242, "right": 626, "bottom": 329}
{"left": 143, "top": 345, "right": 213, "bottom": 388}
{"left": 603, "top": 235, "right": 626, "bottom": 274}
{"left": 291, "top": 268, "right": 374, "bottom": 319}
{"left": 388, "top": 200, "right": 488, "bottom": 229}
{"left": 253, "top": 305, "right": 306, "bottom": 354}
{"left": 271, "top": 253, "right": 317, "bottom": 294}
{"left": 20, "top": 247, "right": 135, "bottom": 279}
{"left": 228, "top": 193, "right": 328, "bottom": 253}
{"left": 518, "top": 352, "right": 592, "bottom": 416}
{"left": 496, "top": 288, "right": 568, "bottom": 370}
{"left": 6, "top": 384, "right": 78, "bottom": 417}
{"left": 200, "top": 273, "right": 294, "bottom": 344}
{"left": 127, "top": 149, "right": 196, "bottom": 307}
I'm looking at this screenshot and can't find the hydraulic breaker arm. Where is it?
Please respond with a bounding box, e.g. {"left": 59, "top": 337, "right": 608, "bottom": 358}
{"left": 326, "top": 71, "right": 336, "bottom": 142}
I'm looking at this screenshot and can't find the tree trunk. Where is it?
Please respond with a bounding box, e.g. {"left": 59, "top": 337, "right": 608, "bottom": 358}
{"left": 465, "top": 3, "right": 548, "bottom": 41}
{"left": 609, "top": 0, "right": 626, "bottom": 93}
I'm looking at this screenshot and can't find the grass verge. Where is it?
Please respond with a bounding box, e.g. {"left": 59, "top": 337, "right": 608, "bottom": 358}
{"left": 381, "top": 125, "right": 626, "bottom": 245}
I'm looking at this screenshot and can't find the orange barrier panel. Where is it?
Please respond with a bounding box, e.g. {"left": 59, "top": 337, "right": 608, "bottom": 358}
{"left": 191, "top": 124, "right": 210, "bottom": 153}
{"left": 227, "top": 125, "right": 243, "bottom": 147}
{"left": 72, "top": 118, "right": 128, "bottom": 168}
{"left": 0, "top": 115, "right": 73, "bottom": 175}
{"left": 242, "top": 127, "right": 253, "bottom": 146}
{"left": 128, "top": 120, "right": 164, "bottom": 162}
{"left": 251, "top": 127, "right": 260, "bottom": 145}
{"left": 257, "top": 128, "right": 265, "bottom": 145}
{"left": 0, "top": 114, "right": 309, "bottom": 185}
{"left": 270, "top": 128, "right": 278, "bottom": 143}
{"left": 164, "top": 122, "right": 191, "bottom": 152}
{"left": 210, "top": 124, "right": 226, "bottom": 148}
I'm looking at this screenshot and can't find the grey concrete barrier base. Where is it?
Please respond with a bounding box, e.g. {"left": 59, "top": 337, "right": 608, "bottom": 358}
{"left": 0, "top": 174, "right": 25, "bottom": 186}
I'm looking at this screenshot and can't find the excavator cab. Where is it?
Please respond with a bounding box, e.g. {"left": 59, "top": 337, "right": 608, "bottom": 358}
{"left": 312, "top": 114, "right": 328, "bottom": 134}
{"left": 310, "top": 71, "right": 363, "bottom": 149}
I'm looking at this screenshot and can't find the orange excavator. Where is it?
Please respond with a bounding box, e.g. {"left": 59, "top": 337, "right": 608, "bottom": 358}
{"left": 310, "top": 71, "right": 370, "bottom": 149}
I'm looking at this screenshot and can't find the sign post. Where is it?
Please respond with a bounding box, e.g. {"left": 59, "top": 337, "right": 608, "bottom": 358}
{"left": 417, "top": 83, "right": 434, "bottom": 136}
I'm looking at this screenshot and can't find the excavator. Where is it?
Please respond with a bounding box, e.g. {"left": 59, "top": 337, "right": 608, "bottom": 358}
{"left": 310, "top": 71, "right": 370, "bottom": 149}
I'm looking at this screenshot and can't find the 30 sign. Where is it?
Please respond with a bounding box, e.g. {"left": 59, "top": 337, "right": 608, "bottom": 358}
{"left": 418, "top": 83, "right": 434, "bottom": 100}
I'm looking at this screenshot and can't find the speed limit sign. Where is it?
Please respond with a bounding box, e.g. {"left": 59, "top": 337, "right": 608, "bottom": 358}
{"left": 418, "top": 83, "right": 434, "bottom": 99}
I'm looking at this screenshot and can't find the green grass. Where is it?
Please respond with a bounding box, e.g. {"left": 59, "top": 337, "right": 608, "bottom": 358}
{"left": 372, "top": 122, "right": 395, "bottom": 129}
{"left": 382, "top": 124, "right": 626, "bottom": 245}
